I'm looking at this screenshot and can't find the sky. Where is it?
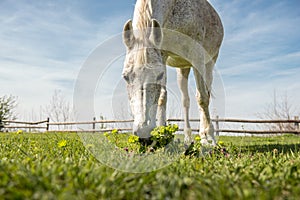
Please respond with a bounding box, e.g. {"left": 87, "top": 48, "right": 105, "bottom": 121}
{"left": 0, "top": 0, "right": 299, "bottom": 121}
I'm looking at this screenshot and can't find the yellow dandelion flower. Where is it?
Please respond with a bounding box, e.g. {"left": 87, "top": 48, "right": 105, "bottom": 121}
{"left": 111, "top": 129, "right": 118, "bottom": 134}
{"left": 194, "top": 135, "right": 201, "bottom": 142}
{"left": 128, "top": 135, "right": 139, "bottom": 143}
{"left": 57, "top": 140, "right": 67, "bottom": 148}
{"left": 218, "top": 141, "right": 225, "bottom": 146}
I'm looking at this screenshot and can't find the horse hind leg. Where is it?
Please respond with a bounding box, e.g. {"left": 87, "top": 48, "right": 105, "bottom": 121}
{"left": 203, "top": 55, "right": 220, "bottom": 145}
{"left": 193, "top": 66, "right": 216, "bottom": 146}
{"left": 177, "top": 67, "right": 192, "bottom": 144}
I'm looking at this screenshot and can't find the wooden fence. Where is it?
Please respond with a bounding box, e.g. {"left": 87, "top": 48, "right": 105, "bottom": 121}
{"left": 1, "top": 116, "right": 300, "bottom": 135}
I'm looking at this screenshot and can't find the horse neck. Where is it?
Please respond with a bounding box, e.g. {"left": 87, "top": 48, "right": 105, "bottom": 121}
{"left": 133, "top": 0, "right": 170, "bottom": 30}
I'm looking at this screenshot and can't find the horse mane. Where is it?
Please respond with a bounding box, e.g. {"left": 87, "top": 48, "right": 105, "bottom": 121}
{"left": 134, "top": 0, "right": 152, "bottom": 36}
{"left": 132, "top": 0, "right": 154, "bottom": 66}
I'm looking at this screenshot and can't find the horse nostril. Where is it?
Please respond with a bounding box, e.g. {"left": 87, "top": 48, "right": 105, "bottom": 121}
{"left": 139, "top": 137, "right": 152, "bottom": 146}
{"left": 133, "top": 125, "right": 138, "bottom": 136}
{"left": 133, "top": 131, "right": 138, "bottom": 136}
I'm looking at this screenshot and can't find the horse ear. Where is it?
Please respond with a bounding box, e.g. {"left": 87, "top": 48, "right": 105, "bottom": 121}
{"left": 123, "top": 19, "right": 135, "bottom": 48}
{"left": 149, "top": 19, "right": 162, "bottom": 47}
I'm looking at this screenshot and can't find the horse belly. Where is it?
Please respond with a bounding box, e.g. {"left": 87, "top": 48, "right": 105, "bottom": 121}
{"left": 166, "top": 54, "right": 191, "bottom": 68}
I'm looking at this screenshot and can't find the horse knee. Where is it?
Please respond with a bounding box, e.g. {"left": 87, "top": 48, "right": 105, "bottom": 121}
{"left": 158, "top": 98, "right": 166, "bottom": 106}
{"left": 158, "top": 90, "right": 167, "bottom": 106}
{"left": 196, "top": 93, "right": 209, "bottom": 108}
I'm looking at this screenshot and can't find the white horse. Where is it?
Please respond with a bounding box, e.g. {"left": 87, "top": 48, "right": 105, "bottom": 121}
{"left": 122, "top": 0, "right": 223, "bottom": 145}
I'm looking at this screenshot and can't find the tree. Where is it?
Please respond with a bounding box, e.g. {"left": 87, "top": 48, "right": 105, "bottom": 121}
{"left": 257, "top": 91, "right": 298, "bottom": 131}
{"left": 0, "top": 95, "right": 17, "bottom": 131}
{"left": 43, "top": 90, "right": 73, "bottom": 130}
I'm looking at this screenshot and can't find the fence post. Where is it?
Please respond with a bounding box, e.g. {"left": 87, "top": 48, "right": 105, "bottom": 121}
{"left": 93, "top": 117, "right": 96, "bottom": 131}
{"left": 46, "top": 117, "right": 50, "bottom": 131}
{"left": 295, "top": 116, "right": 299, "bottom": 131}
{"left": 0, "top": 119, "right": 3, "bottom": 131}
{"left": 215, "top": 115, "right": 220, "bottom": 136}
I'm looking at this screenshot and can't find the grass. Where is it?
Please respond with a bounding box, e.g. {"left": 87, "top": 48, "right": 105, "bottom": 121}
{"left": 0, "top": 132, "right": 300, "bottom": 199}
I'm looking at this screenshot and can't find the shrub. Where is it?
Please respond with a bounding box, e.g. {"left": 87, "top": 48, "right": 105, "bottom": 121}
{"left": 103, "top": 124, "right": 179, "bottom": 153}
{"left": 150, "top": 124, "right": 178, "bottom": 149}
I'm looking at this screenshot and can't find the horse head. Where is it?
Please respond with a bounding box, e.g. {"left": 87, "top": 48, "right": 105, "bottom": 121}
{"left": 122, "top": 19, "right": 165, "bottom": 139}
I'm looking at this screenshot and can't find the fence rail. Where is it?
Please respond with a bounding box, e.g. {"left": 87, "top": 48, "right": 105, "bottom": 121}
{"left": 1, "top": 116, "right": 300, "bottom": 135}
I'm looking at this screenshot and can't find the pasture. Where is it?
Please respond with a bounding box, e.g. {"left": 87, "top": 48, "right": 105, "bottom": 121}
{"left": 0, "top": 132, "right": 300, "bottom": 199}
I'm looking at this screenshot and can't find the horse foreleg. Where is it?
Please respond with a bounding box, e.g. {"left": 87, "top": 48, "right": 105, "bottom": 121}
{"left": 157, "top": 85, "right": 167, "bottom": 127}
{"left": 177, "top": 68, "right": 192, "bottom": 144}
{"left": 157, "top": 64, "right": 167, "bottom": 127}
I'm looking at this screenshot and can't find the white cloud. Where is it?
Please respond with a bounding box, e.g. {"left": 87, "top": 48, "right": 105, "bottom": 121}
{"left": 0, "top": 1, "right": 131, "bottom": 120}
{"left": 210, "top": 1, "right": 300, "bottom": 118}
{"left": 1, "top": 0, "right": 299, "bottom": 122}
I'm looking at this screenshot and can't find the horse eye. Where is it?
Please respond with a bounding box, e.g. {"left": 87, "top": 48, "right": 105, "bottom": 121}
{"left": 123, "top": 74, "right": 130, "bottom": 83}
{"left": 156, "top": 72, "right": 164, "bottom": 81}
{"left": 123, "top": 72, "right": 135, "bottom": 83}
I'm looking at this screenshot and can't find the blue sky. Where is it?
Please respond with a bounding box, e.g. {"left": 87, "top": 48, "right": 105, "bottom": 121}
{"left": 0, "top": 0, "right": 299, "bottom": 120}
